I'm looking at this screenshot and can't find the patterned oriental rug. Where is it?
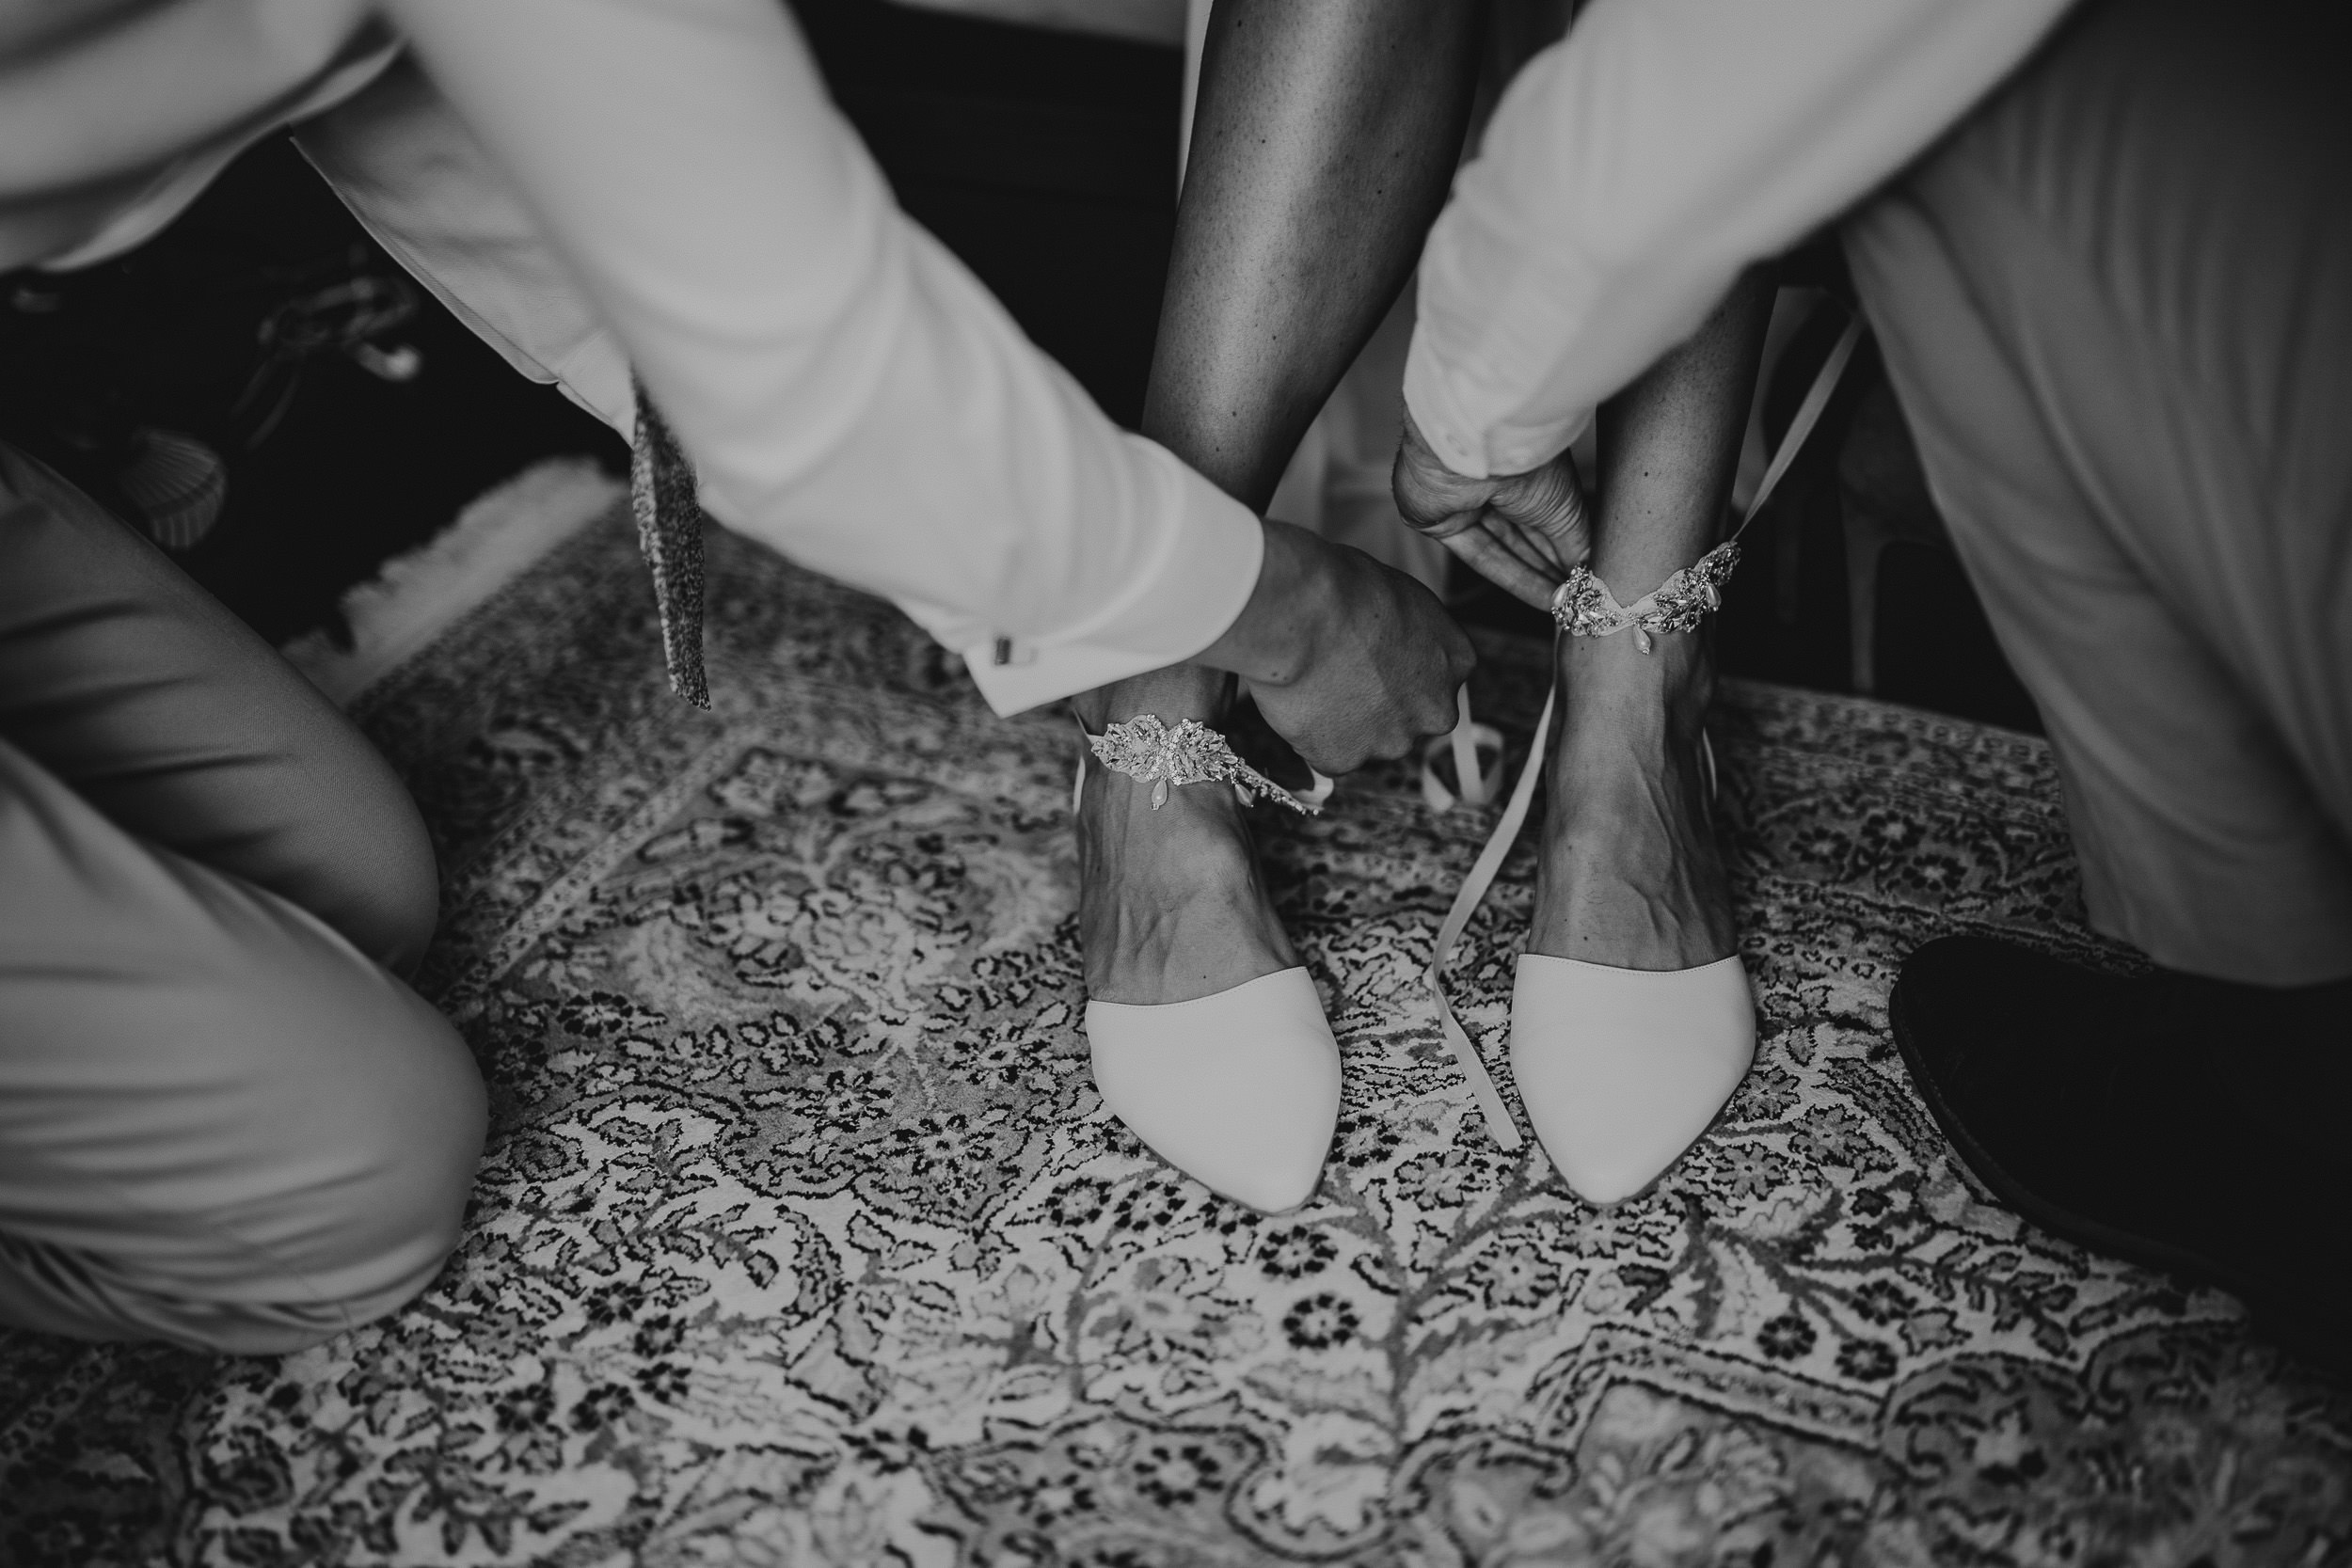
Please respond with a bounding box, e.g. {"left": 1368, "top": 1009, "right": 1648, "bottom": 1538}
{"left": 4, "top": 488, "right": 2348, "bottom": 1566}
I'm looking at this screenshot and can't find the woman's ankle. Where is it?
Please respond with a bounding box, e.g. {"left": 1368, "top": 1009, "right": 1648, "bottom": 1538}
{"left": 1553, "top": 626, "right": 1716, "bottom": 752}
{"left": 1533, "top": 628, "right": 1734, "bottom": 968}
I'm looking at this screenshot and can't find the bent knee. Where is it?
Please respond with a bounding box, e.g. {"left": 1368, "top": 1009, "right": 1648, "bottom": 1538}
{"left": 1, "top": 982, "right": 486, "bottom": 1354}
{"left": 279, "top": 989, "right": 487, "bottom": 1304}
{"left": 211, "top": 862, "right": 485, "bottom": 1314}
{"left": 205, "top": 1018, "right": 484, "bottom": 1354}
{"left": 230, "top": 689, "right": 443, "bottom": 974}
{"left": 0, "top": 1039, "right": 483, "bottom": 1357}
{"left": 313, "top": 764, "right": 442, "bottom": 976}
{"left": 167, "top": 1058, "right": 483, "bottom": 1354}
{"left": 347, "top": 791, "right": 441, "bottom": 976}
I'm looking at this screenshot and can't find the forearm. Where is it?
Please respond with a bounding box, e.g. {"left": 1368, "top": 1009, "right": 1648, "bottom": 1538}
{"left": 384, "top": 0, "right": 1265, "bottom": 712}
{"left": 1406, "top": 0, "right": 2074, "bottom": 482}
{"left": 1144, "top": 0, "right": 1484, "bottom": 511}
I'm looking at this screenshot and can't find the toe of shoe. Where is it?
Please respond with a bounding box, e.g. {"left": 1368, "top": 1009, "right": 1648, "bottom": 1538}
{"left": 1891, "top": 936, "right": 2021, "bottom": 1075}
{"left": 1891, "top": 935, "right": 2137, "bottom": 1143}
{"left": 1512, "top": 955, "right": 1756, "bottom": 1206}
{"left": 1087, "top": 968, "right": 1342, "bottom": 1213}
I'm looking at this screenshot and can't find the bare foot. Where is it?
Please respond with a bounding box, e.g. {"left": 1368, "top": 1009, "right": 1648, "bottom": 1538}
{"left": 1074, "top": 670, "right": 1298, "bottom": 1005}
{"left": 1526, "top": 626, "right": 1737, "bottom": 970}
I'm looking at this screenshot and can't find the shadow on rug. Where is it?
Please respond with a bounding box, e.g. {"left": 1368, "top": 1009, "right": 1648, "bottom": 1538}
{"left": 4, "top": 511, "right": 2347, "bottom": 1566}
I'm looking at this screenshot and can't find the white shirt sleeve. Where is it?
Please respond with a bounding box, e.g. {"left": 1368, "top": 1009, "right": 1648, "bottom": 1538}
{"left": 1403, "top": 0, "right": 2075, "bottom": 481}
{"left": 294, "top": 55, "right": 640, "bottom": 436}
{"left": 373, "top": 0, "right": 1261, "bottom": 714}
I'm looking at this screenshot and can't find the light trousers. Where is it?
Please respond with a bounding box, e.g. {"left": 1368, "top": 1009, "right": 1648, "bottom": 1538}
{"left": 0, "top": 445, "right": 485, "bottom": 1353}
{"left": 1844, "top": 0, "right": 2352, "bottom": 985}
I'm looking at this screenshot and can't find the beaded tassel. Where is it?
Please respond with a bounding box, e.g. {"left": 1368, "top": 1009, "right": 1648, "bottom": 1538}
{"left": 630, "top": 379, "right": 710, "bottom": 708}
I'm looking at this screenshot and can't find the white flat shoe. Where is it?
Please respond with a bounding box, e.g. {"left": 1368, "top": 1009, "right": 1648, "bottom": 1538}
{"left": 1511, "top": 952, "right": 1754, "bottom": 1206}
{"left": 1073, "top": 738, "right": 1340, "bottom": 1213}
{"left": 1086, "top": 968, "right": 1342, "bottom": 1213}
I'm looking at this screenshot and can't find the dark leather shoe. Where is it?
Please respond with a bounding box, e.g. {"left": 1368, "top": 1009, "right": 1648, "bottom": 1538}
{"left": 1891, "top": 935, "right": 2352, "bottom": 1378}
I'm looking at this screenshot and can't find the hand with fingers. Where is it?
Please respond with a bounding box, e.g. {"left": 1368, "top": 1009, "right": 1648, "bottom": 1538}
{"left": 1391, "top": 406, "right": 1590, "bottom": 610}
{"left": 1192, "top": 520, "right": 1474, "bottom": 776}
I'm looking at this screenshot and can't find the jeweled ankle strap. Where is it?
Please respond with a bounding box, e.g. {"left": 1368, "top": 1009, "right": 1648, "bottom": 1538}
{"left": 1550, "top": 542, "right": 1740, "bottom": 654}
{"left": 1088, "top": 715, "right": 1324, "bottom": 815}
{"left": 1544, "top": 312, "right": 1867, "bottom": 657}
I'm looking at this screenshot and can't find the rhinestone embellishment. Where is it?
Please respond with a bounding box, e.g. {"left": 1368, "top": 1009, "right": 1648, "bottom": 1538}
{"left": 1549, "top": 539, "right": 1740, "bottom": 653}
{"left": 1089, "top": 716, "right": 1321, "bottom": 814}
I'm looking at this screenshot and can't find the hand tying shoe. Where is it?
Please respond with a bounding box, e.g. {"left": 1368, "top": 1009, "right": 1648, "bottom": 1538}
{"left": 1076, "top": 717, "right": 1340, "bottom": 1213}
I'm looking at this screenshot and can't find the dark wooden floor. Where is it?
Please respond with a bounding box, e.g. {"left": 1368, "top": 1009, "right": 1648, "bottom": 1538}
{"left": 0, "top": 0, "right": 2036, "bottom": 732}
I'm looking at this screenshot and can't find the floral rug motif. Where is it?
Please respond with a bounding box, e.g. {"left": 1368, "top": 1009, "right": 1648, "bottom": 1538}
{"left": 3, "top": 514, "right": 2347, "bottom": 1566}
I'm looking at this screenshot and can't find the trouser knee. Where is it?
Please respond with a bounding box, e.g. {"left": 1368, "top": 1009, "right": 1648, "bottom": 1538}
{"left": 0, "top": 764, "right": 489, "bottom": 1353}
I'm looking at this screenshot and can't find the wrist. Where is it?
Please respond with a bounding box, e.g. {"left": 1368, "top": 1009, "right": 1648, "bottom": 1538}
{"left": 1394, "top": 408, "right": 1497, "bottom": 535}
{"left": 1190, "top": 518, "right": 1334, "bottom": 688}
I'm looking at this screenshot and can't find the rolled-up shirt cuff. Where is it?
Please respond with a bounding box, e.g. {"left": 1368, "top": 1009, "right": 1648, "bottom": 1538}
{"left": 1402, "top": 322, "right": 1594, "bottom": 483}
{"left": 961, "top": 444, "right": 1263, "bottom": 715}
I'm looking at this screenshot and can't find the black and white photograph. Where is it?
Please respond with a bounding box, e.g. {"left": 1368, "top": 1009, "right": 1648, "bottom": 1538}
{"left": 2, "top": 1, "right": 2346, "bottom": 1561}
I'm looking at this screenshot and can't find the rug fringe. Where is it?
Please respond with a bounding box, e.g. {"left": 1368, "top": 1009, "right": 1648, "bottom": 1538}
{"left": 280, "top": 456, "right": 625, "bottom": 708}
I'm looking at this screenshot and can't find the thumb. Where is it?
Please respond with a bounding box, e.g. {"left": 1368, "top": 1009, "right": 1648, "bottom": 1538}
{"left": 1486, "top": 454, "right": 1590, "bottom": 574}
{"left": 1391, "top": 417, "right": 1496, "bottom": 536}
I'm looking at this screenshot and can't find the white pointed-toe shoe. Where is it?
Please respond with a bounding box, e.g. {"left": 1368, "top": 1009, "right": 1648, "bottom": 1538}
{"left": 1420, "top": 323, "right": 1858, "bottom": 1197}
{"left": 1422, "top": 692, "right": 1756, "bottom": 1203}
{"left": 1087, "top": 968, "right": 1341, "bottom": 1212}
{"left": 1511, "top": 952, "right": 1753, "bottom": 1206}
{"left": 1073, "top": 728, "right": 1341, "bottom": 1213}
